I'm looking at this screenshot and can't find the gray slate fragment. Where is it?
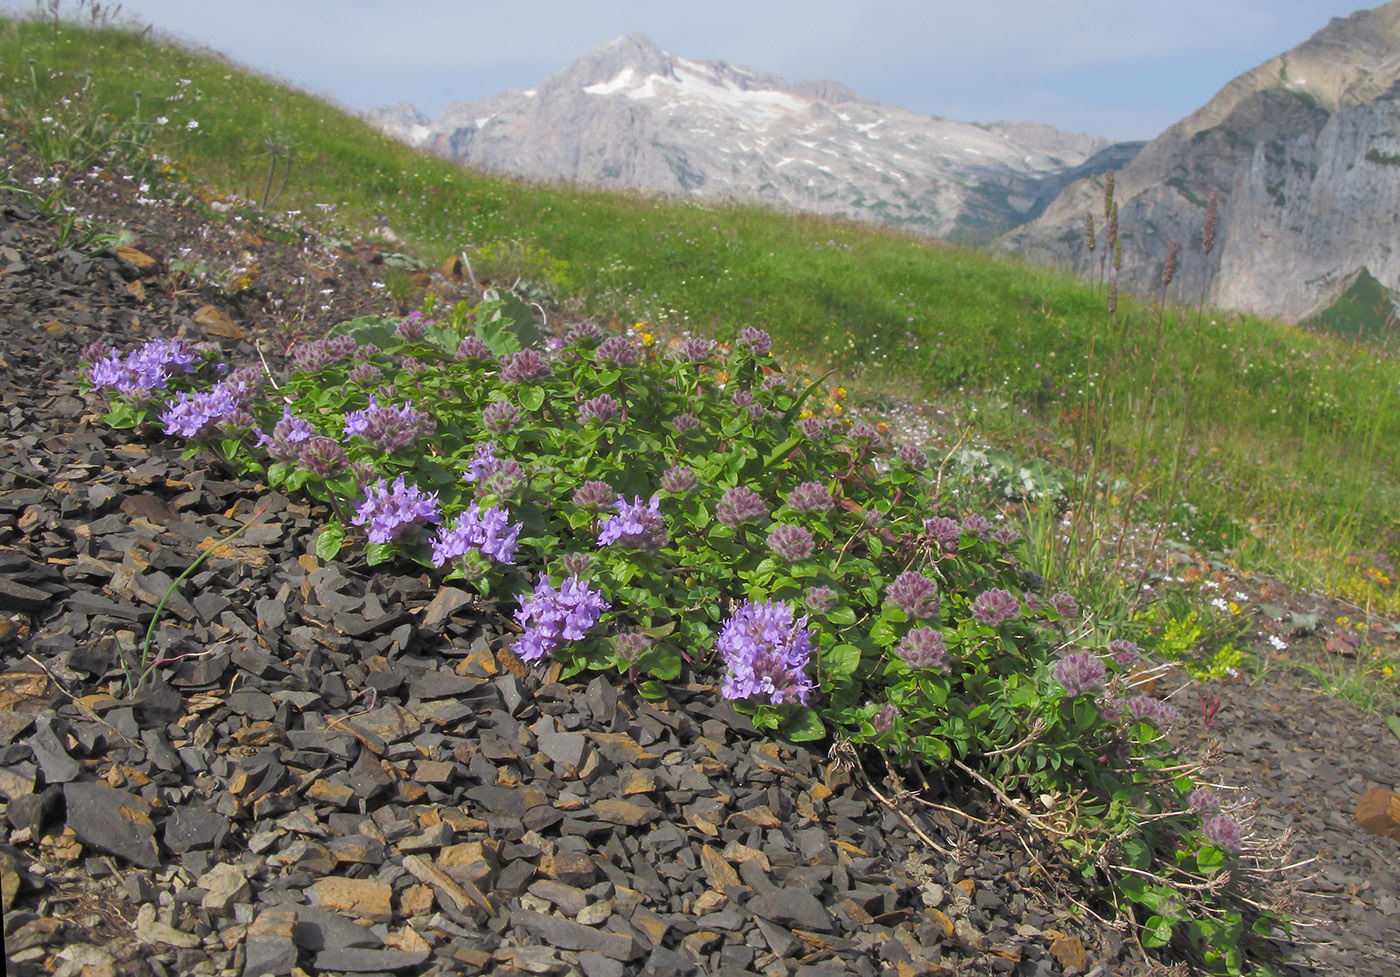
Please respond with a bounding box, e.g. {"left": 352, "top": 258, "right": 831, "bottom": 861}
{"left": 63, "top": 780, "right": 159, "bottom": 868}
{"left": 162, "top": 804, "right": 229, "bottom": 853}
{"left": 312, "top": 948, "right": 429, "bottom": 972}
{"left": 292, "top": 905, "right": 384, "bottom": 951}
{"left": 510, "top": 908, "right": 639, "bottom": 961}
{"left": 27, "top": 716, "right": 80, "bottom": 783}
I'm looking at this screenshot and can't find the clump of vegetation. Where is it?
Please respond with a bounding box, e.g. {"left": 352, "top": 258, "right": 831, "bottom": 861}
{"left": 83, "top": 302, "right": 1296, "bottom": 972}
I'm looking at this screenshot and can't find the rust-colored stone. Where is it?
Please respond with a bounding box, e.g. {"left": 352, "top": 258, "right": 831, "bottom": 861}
{"left": 1356, "top": 787, "right": 1400, "bottom": 842}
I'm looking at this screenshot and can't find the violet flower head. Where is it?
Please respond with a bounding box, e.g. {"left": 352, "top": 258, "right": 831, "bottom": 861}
{"left": 786, "top": 481, "right": 834, "bottom": 513}
{"left": 296, "top": 436, "right": 348, "bottom": 478}
{"left": 89, "top": 337, "right": 203, "bottom": 394}
{"left": 1201, "top": 814, "right": 1243, "bottom": 852}
{"left": 962, "top": 513, "right": 993, "bottom": 539}
{"left": 848, "top": 421, "right": 880, "bottom": 445}
{"left": 572, "top": 480, "right": 616, "bottom": 509}
{"left": 499, "top": 349, "right": 551, "bottom": 383}
{"left": 347, "top": 362, "right": 383, "bottom": 386}
{"left": 326, "top": 336, "right": 359, "bottom": 360}
{"left": 456, "top": 337, "right": 494, "bottom": 362}
{"left": 430, "top": 502, "right": 521, "bottom": 567}
{"left": 596, "top": 336, "right": 640, "bottom": 366}
{"left": 897, "top": 627, "right": 950, "bottom": 672}
{"left": 767, "top": 523, "right": 816, "bottom": 563}
{"left": 351, "top": 475, "right": 440, "bottom": 545}
{"left": 291, "top": 339, "right": 339, "bottom": 373}
{"left": 924, "top": 516, "right": 962, "bottom": 553}
{"left": 871, "top": 703, "right": 899, "bottom": 733}
{"left": 898, "top": 443, "right": 928, "bottom": 469}
{"left": 731, "top": 388, "right": 755, "bottom": 409}
{"left": 342, "top": 397, "right": 433, "bottom": 453}
{"left": 561, "top": 551, "right": 592, "bottom": 576}
{"left": 1048, "top": 592, "right": 1080, "bottom": 617}
{"left": 160, "top": 379, "right": 250, "bottom": 440}
{"left": 1188, "top": 787, "right": 1221, "bottom": 814}
{"left": 611, "top": 629, "right": 652, "bottom": 664}
{"left": 1109, "top": 639, "right": 1141, "bottom": 667}
{"left": 886, "top": 571, "right": 940, "bottom": 619}
{"left": 255, "top": 405, "right": 317, "bottom": 462}
{"left": 660, "top": 465, "right": 697, "bottom": 495}
{"left": 716, "top": 486, "right": 767, "bottom": 527}
{"left": 676, "top": 337, "right": 714, "bottom": 363}
{"left": 1052, "top": 652, "right": 1108, "bottom": 698}
{"left": 717, "top": 598, "right": 815, "bottom": 706}
{"left": 1123, "top": 694, "right": 1180, "bottom": 730}
{"left": 737, "top": 326, "right": 772, "bottom": 357}
{"left": 672, "top": 413, "right": 701, "bottom": 437}
{"left": 514, "top": 576, "right": 610, "bottom": 663}
{"left": 396, "top": 311, "right": 427, "bottom": 341}
{"left": 463, "top": 441, "right": 500, "bottom": 484}
{"left": 566, "top": 321, "right": 604, "bottom": 346}
{"left": 971, "top": 588, "right": 1020, "bottom": 626}
{"left": 598, "top": 494, "right": 668, "bottom": 554}
{"left": 799, "top": 417, "right": 829, "bottom": 441}
{"left": 760, "top": 374, "right": 789, "bottom": 393}
{"left": 578, "top": 393, "right": 619, "bottom": 425}
{"left": 805, "top": 585, "right": 838, "bottom": 616}
{"left": 991, "top": 526, "right": 1022, "bottom": 546}
{"left": 482, "top": 399, "right": 520, "bottom": 434}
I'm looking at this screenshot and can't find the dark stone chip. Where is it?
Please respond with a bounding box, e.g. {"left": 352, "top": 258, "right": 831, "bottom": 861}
{"left": 27, "top": 716, "right": 81, "bottom": 784}
{"left": 748, "top": 887, "right": 833, "bottom": 932}
{"left": 293, "top": 905, "right": 384, "bottom": 951}
{"left": 0, "top": 574, "right": 53, "bottom": 610}
{"left": 228, "top": 688, "right": 277, "bottom": 720}
{"left": 135, "top": 679, "right": 184, "bottom": 724}
{"left": 162, "top": 804, "right": 229, "bottom": 853}
{"left": 63, "top": 781, "right": 160, "bottom": 868}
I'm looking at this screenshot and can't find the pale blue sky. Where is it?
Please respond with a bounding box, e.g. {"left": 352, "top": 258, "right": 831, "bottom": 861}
{"left": 9, "top": 0, "right": 1382, "bottom": 141}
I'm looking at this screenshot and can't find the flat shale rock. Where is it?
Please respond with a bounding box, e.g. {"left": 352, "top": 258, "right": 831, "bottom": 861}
{"left": 61, "top": 781, "right": 159, "bottom": 868}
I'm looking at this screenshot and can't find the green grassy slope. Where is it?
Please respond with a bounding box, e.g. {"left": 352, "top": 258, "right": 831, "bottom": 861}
{"left": 3, "top": 15, "right": 1398, "bottom": 606}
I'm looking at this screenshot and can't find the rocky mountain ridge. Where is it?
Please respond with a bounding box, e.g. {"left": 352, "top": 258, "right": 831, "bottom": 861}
{"left": 366, "top": 33, "right": 1133, "bottom": 242}
{"left": 997, "top": 0, "right": 1400, "bottom": 328}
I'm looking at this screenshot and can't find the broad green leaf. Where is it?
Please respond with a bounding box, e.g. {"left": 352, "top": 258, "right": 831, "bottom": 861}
{"left": 827, "top": 606, "right": 857, "bottom": 626}
{"left": 518, "top": 386, "right": 546, "bottom": 412}
{"left": 1140, "top": 915, "right": 1173, "bottom": 949}
{"left": 823, "top": 643, "right": 861, "bottom": 677}
{"left": 781, "top": 707, "right": 826, "bottom": 742}
{"left": 316, "top": 522, "right": 345, "bottom": 562}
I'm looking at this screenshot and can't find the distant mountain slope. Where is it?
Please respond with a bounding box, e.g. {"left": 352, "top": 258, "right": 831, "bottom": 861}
{"left": 998, "top": 0, "right": 1400, "bottom": 329}
{"left": 367, "top": 33, "right": 1132, "bottom": 242}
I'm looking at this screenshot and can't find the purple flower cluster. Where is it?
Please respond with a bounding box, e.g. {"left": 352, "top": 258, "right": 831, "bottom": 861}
{"left": 514, "top": 576, "right": 610, "bottom": 662}
{"left": 767, "top": 523, "right": 816, "bottom": 562}
{"left": 672, "top": 413, "right": 701, "bottom": 436}
{"left": 660, "top": 465, "right": 697, "bottom": 494}
{"left": 572, "top": 480, "right": 616, "bottom": 509}
{"left": 461, "top": 441, "right": 524, "bottom": 496}
{"left": 482, "top": 399, "right": 520, "bottom": 434}
{"left": 971, "top": 588, "right": 1020, "bottom": 626}
{"left": 160, "top": 379, "right": 252, "bottom": 440}
{"left": 760, "top": 374, "right": 788, "bottom": 393}
{"left": 1188, "top": 787, "right": 1221, "bottom": 814}
{"left": 786, "top": 481, "right": 835, "bottom": 513}
{"left": 962, "top": 513, "right": 992, "bottom": 538}
{"left": 1108, "top": 639, "right": 1141, "bottom": 667}
{"left": 848, "top": 422, "right": 880, "bottom": 445}
{"left": 717, "top": 486, "right": 767, "bottom": 527}
{"left": 717, "top": 599, "right": 814, "bottom": 706}
{"left": 431, "top": 502, "right": 521, "bottom": 567}
{"left": 598, "top": 495, "right": 668, "bottom": 553}
{"left": 290, "top": 336, "right": 357, "bottom": 373}
{"left": 924, "top": 516, "right": 962, "bottom": 553}
{"left": 346, "top": 362, "right": 383, "bottom": 386}
{"left": 578, "top": 394, "right": 619, "bottom": 424}
{"left": 805, "top": 585, "right": 838, "bottom": 615}
{"left": 351, "top": 475, "right": 440, "bottom": 544}
{"left": 396, "top": 311, "right": 430, "bottom": 340}
{"left": 886, "top": 571, "right": 940, "bottom": 619}
{"left": 897, "top": 627, "right": 950, "bottom": 672}
{"left": 342, "top": 396, "right": 434, "bottom": 453}
{"left": 1201, "top": 814, "right": 1244, "bottom": 851}
{"left": 566, "top": 321, "right": 604, "bottom": 346}
{"left": 1048, "top": 592, "right": 1080, "bottom": 617}
{"left": 296, "top": 436, "right": 348, "bottom": 478}
{"left": 799, "top": 417, "right": 832, "bottom": 440}
{"left": 897, "top": 444, "right": 927, "bottom": 469}
{"left": 455, "top": 337, "right": 494, "bottom": 362}
{"left": 87, "top": 338, "right": 204, "bottom": 394}
{"left": 499, "top": 350, "right": 551, "bottom": 383}
{"left": 561, "top": 551, "right": 592, "bottom": 576}
{"left": 991, "top": 526, "right": 1022, "bottom": 546}
{"left": 1123, "top": 695, "right": 1180, "bottom": 730}
{"left": 596, "top": 336, "right": 640, "bottom": 366}
{"left": 871, "top": 703, "right": 899, "bottom": 733}
{"left": 737, "top": 326, "right": 772, "bottom": 356}
{"left": 676, "top": 338, "right": 714, "bottom": 363}
{"left": 611, "top": 629, "right": 652, "bottom": 664}
{"left": 1052, "top": 652, "right": 1108, "bottom": 697}
{"left": 255, "top": 405, "right": 317, "bottom": 462}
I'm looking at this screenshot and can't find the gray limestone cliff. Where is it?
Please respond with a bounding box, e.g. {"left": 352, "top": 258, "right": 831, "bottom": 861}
{"left": 997, "top": 1, "right": 1400, "bottom": 326}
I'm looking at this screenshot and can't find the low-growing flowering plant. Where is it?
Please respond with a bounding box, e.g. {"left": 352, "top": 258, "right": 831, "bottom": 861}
{"left": 80, "top": 311, "right": 1291, "bottom": 974}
